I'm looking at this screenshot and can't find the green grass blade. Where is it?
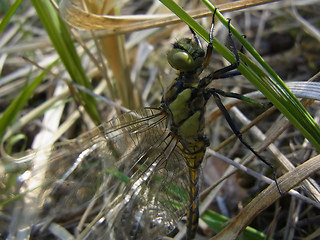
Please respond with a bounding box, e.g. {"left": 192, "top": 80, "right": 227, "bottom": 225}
{"left": 159, "top": 0, "right": 209, "bottom": 41}
{"left": 0, "top": 0, "right": 23, "bottom": 33}
{"left": 202, "top": 210, "right": 274, "bottom": 240}
{"left": 30, "top": 0, "right": 101, "bottom": 125}
{"left": 0, "top": 69, "right": 47, "bottom": 138}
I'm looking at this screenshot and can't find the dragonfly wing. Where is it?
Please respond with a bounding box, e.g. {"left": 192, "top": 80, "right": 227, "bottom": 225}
{"left": 103, "top": 129, "right": 189, "bottom": 240}
{"left": 7, "top": 108, "right": 190, "bottom": 239}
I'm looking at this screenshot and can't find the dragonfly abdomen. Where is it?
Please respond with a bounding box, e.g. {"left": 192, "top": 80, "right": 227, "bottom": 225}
{"left": 186, "top": 167, "right": 200, "bottom": 240}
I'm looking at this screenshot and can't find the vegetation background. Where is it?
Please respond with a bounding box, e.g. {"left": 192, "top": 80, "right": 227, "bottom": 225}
{"left": 1, "top": 0, "right": 320, "bottom": 239}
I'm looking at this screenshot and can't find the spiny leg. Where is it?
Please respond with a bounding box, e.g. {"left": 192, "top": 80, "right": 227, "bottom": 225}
{"left": 199, "top": 18, "right": 240, "bottom": 88}
{"left": 203, "top": 19, "right": 281, "bottom": 191}
{"left": 189, "top": 26, "right": 202, "bottom": 49}
{"left": 211, "top": 88, "right": 266, "bottom": 107}
{"left": 202, "top": 8, "right": 217, "bottom": 68}
{"left": 208, "top": 89, "right": 282, "bottom": 193}
{"left": 188, "top": 8, "right": 216, "bottom": 69}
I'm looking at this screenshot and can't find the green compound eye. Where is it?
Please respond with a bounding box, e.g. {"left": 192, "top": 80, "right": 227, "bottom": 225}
{"left": 167, "top": 49, "right": 196, "bottom": 72}
{"left": 167, "top": 38, "right": 205, "bottom": 72}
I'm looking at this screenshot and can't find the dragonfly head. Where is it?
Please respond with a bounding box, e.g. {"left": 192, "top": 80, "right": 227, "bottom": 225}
{"left": 167, "top": 38, "right": 205, "bottom": 73}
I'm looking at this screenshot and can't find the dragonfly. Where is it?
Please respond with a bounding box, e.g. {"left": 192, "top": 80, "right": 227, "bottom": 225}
{"left": 2, "top": 10, "right": 277, "bottom": 240}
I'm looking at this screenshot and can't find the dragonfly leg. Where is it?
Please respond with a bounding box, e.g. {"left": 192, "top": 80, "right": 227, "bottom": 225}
{"left": 210, "top": 88, "right": 267, "bottom": 107}
{"left": 208, "top": 88, "right": 282, "bottom": 194}
{"left": 219, "top": 70, "right": 241, "bottom": 78}
{"left": 199, "top": 18, "right": 240, "bottom": 88}
{"left": 202, "top": 9, "right": 217, "bottom": 68}
{"left": 189, "top": 27, "right": 202, "bottom": 49}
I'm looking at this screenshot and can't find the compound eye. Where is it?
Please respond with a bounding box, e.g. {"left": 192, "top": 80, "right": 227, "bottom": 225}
{"left": 167, "top": 49, "right": 196, "bottom": 71}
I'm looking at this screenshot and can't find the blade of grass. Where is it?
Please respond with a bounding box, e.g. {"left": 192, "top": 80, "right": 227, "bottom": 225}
{"left": 30, "top": 0, "right": 101, "bottom": 125}
{"left": 159, "top": 0, "right": 320, "bottom": 152}
{"left": 0, "top": 0, "right": 23, "bottom": 34}
{"left": 159, "top": 0, "right": 209, "bottom": 40}
{"left": 202, "top": 209, "right": 274, "bottom": 240}
{"left": 0, "top": 67, "right": 48, "bottom": 138}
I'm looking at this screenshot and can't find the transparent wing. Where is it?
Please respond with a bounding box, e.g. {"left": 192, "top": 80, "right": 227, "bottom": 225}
{"left": 4, "top": 107, "right": 191, "bottom": 240}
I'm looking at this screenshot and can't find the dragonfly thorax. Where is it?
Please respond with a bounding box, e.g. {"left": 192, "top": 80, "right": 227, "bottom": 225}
{"left": 161, "top": 83, "right": 208, "bottom": 170}
{"left": 162, "top": 37, "right": 209, "bottom": 145}
{"left": 162, "top": 77, "right": 208, "bottom": 143}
